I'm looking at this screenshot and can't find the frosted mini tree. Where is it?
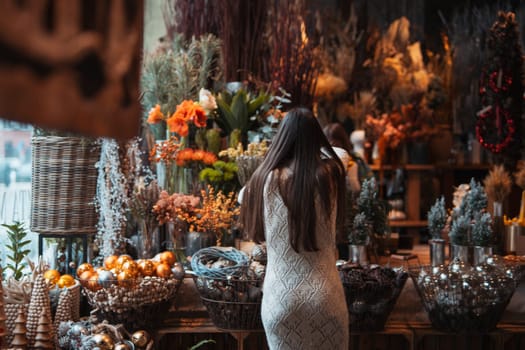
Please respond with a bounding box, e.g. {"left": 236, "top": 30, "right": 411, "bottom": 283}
{"left": 427, "top": 196, "right": 447, "bottom": 240}
{"left": 471, "top": 212, "right": 493, "bottom": 247}
{"left": 355, "top": 177, "right": 389, "bottom": 238}
{"left": 449, "top": 214, "right": 470, "bottom": 246}
{"left": 458, "top": 178, "right": 488, "bottom": 221}
{"left": 349, "top": 212, "right": 371, "bottom": 245}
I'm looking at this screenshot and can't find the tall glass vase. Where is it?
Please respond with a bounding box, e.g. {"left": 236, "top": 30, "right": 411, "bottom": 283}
{"left": 137, "top": 220, "right": 159, "bottom": 259}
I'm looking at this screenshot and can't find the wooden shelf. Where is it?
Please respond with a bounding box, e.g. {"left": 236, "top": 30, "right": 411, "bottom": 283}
{"left": 389, "top": 220, "right": 427, "bottom": 228}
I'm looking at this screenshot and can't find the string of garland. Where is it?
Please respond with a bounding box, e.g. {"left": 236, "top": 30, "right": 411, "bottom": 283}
{"left": 476, "top": 11, "right": 523, "bottom": 159}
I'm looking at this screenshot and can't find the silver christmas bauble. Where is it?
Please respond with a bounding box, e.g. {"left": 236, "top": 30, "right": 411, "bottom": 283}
{"left": 171, "top": 263, "right": 185, "bottom": 280}
{"left": 98, "top": 270, "right": 116, "bottom": 288}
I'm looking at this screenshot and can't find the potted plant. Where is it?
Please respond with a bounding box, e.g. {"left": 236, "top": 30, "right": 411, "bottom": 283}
{"left": 427, "top": 196, "right": 447, "bottom": 266}
{"left": 347, "top": 212, "right": 371, "bottom": 265}
{"left": 346, "top": 178, "right": 389, "bottom": 262}
{"left": 471, "top": 212, "right": 493, "bottom": 265}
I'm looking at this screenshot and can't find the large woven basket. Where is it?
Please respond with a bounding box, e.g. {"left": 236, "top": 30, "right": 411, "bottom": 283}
{"left": 30, "top": 136, "right": 100, "bottom": 233}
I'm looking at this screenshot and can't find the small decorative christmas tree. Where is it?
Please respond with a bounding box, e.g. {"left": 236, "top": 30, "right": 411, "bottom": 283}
{"left": 53, "top": 288, "right": 73, "bottom": 341}
{"left": 33, "top": 310, "right": 53, "bottom": 350}
{"left": 449, "top": 214, "right": 470, "bottom": 246}
{"left": 10, "top": 308, "right": 28, "bottom": 350}
{"left": 26, "top": 275, "right": 54, "bottom": 348}
{"left": 471, "top": 212, "right": 493, "bottom": 247}
{"left": 349, "top": 212, "right": 371, "bottom": 245}
{"left": 427, "top": 196, "right": 447, "bottom": 240}
{"left": 458, "top": 178, "right": 488, "bottom": 221}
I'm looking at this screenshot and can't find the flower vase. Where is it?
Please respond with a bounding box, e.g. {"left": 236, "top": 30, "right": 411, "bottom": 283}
{"left": 348, "top": 244, "right": 368, "bottom": 265}
{"left": 137, "top": 221, "right": 159, "bottom": 259}
{"left": 165, "top": 222, "right": 188, "bottom": 264}
{"left": 184, "top": 231, "right": 217, "bottom": 257}
{"left": 428, "top": 239, "right": 445, "bottom": 267}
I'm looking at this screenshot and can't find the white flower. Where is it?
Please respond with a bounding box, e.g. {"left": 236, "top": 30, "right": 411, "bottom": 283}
{"left": 199, "top": 88, "right": 217, "bottom": 113}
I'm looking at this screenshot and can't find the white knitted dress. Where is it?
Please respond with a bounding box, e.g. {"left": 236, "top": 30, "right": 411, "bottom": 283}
{"left": 261, "top": 173, "right": 349, "bottom": 350}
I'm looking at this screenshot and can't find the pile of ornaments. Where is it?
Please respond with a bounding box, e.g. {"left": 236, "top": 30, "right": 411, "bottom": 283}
{"left": 193, "top": 244, "right": 266, "bottom": 303}
{"left": 77, "top": 252, "right": 185, "bottom": 329}
{"left": 338, "top": 263, "right": 408, "bottom": 331}
{"left": 192, "top": 245, "right": 267, "bottom": 330}
{"left": 411, "top": 257, "right": 518, "bottom": 332}
{"left": 58, "top": 320, "right": 154, "bottom": 350}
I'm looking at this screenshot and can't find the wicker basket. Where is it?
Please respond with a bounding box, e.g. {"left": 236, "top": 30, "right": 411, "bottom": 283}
{"left": 193, "top": 275, "right": 264, "bottom": 331}
{"left": 338, "top": 264, "right": 408, "bottom": 332}
{"left": 30, "top": 136, "right": 101, "bottom": 234}
{"left": 81, "top": 275, "right": 182, "bottom": 330}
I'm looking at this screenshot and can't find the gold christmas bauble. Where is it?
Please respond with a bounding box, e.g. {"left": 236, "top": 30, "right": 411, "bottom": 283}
{"left": 114, "top": 342, "right": 133, "bottom": 350}
{"left": 159, "top": 251, "right": 176, "bottom": 266}
{"left": 116, "top": 254, "right": 133, "bottom": 269}
{"left": 43, "top": 269, "right": 61, "bottom": 286}
{"left": 76, "top": 262, "right": 94, "bottom": 277}
{"left": 131, "top": 330, "right": 151, "bottom": 348}
{"left": 87, "top": 273, "right": 101, "bottom": 291}
{"left": 57, "top": 274, "right": 76, "bottom": 288}
{"left": 92, "top": 333, "right": 114, "bottom": 350}
{"left": 155, "top": 262, "right": 172, "bottom": 278}
{"left": 138, "top": 260, "right": 156, "bottom": 277}
{"left": 117, "top": 271, "right": 134, "bottom": 288}
{"left": 121, "top": 260, "right": 139, "bottom": 278}
{"left": 79, "top": 270, "right": 95, "bottom": 286}
{"left": 104, "top": 255, "right": 119, "bottom": 270}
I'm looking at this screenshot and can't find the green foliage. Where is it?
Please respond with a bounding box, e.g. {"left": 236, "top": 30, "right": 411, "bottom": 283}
{"left": 471, "top": 212, "right": 493, "bottom": 247}
{"left": 141, "top": 34, "right": 223, "bottom": 139}
{"left": 349, "top": 212, "right": 371, "bottom": 245}
{"left": 449, "top": 214, "right": 470, "bottom": 246}
{"left": 1, "top": 221, "right": 31, "bottom": 280}
{"left": 215, "top": 88, "right": 271, "bottom": 145}
{"left": 459, "top": 178, "right": 488, "bottom": 220}
{"left": 355, "top": 178, "right": 389, "bottom": 237}
{"left": 199, "top": 160, "right": 239, "bottom": 193}
{"left": 427, "top": 196, "right": 447, "bottom": 239}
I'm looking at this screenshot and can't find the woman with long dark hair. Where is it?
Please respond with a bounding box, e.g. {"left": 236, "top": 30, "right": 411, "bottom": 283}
{"left": 239, "top": 107, "right": 349, "bottom": 349}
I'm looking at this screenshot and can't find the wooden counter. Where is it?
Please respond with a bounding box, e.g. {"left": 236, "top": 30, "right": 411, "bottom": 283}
{"left": 153, "top": 246, "right": 525, "bottom": 350}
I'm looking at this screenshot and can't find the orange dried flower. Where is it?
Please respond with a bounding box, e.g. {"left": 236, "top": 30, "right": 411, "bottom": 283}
{"left": 167, "top": 115, "right": 189, "bottom": 137}
{"left": 176, "top": 148, "right": 194, "bottom": 166}
{"left": 147, "top": 104, "right": 165, "bottom": 124}
{"left": 202, "top": 152, "right": 218, "bottom": 165}
{"left": 192, "top": 105, "right": 207, "bottom": 127}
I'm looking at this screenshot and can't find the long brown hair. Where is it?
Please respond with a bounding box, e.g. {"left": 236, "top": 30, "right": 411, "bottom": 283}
{"left": 323, "top": 123, "right": 353, "bottom": 155}
{"left": 239, "top": 107, "right": 346, "bottom": 252}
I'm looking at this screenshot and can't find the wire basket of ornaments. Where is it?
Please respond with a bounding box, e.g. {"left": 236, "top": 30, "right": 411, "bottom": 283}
{"left": 338, "top": 261, "right": 409, "bottom": 332}
{"left": 78, "top": 252, "right": 185, "bottom": 330}
{"left": 409, "top": 256, "right": 519, "bottom": 332}
{"left": 58, "top": 319, "right": 155, "bottom": 350}
{"left": 191, "top": 245, "right": 266, "bottom": 331}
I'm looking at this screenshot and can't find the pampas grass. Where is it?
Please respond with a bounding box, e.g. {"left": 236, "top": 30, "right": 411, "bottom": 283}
{"left": 483, "top": 165, "right": 512, "bottom": 202}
